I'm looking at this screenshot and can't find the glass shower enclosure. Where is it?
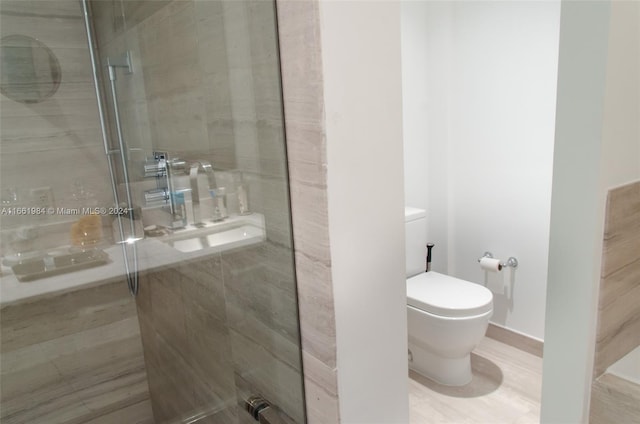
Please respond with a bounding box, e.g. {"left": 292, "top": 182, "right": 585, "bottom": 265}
{"left": 0, "top": 1, "right": 305, "bottom": 423}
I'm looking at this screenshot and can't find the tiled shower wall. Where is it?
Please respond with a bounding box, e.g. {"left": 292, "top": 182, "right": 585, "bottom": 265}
{"left": 276, "top": 1, "right": 341, "bottom": 423}
{"left": 1, "top": 1, "right": 337, "bottom": 423}
{"left": 88, "top": 1, "right": 306, "bottom": 422}
{"left": 0, "top": 282, "right": 152, "bottom": 424}
{"left": 135, "top": 244, "right": 304, "bottom": 423}
{"left": 0, "top": 0, "right": 113, "bottom": 225}
{"left": 0, "top": 2, "right": 153, "bottom": 423}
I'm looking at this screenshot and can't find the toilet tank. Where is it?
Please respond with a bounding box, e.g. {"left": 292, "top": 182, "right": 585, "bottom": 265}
{"left": 405, "top": 206, "right": 427, "bottom": 278}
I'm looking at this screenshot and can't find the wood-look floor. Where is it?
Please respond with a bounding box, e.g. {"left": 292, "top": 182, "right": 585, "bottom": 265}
{"left": 410, "top": 336, "right": 542, "bottom": 424}
{"left": 590, "top": 373, "right": 640, "bottom": 424}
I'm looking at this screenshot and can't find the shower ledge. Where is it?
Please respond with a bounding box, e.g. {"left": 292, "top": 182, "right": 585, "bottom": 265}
{"left": 0, "top": 213, "right": 265, "bottom": 306}
{"left": 158, "top": 216, "right": 264, "bottom": 253}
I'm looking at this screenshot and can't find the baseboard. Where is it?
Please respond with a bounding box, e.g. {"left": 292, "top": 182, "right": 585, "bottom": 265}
{"left": 486, "top": 323, "right": 544, "bottom": 358}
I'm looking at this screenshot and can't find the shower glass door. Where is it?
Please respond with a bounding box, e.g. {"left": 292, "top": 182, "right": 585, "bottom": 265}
{"left": 0, "top": 1, "right": 305, "bottom": 423}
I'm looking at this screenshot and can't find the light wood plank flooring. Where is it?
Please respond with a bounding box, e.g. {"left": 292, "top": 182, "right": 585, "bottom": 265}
{"left": 590, "top": 373, "right": 640, "bottom": 423}
{"left": 410, "top": 336, "right": 542, "bottom": 424}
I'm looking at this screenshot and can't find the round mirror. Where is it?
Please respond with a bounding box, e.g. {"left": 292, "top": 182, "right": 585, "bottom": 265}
{"left": 0, "top": 35, "right": 62, "bottom": 104}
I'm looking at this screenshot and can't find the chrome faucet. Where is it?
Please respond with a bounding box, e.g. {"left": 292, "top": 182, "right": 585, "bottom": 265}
{"left": 189, "top": 161, "right": 216, "bottom": 227}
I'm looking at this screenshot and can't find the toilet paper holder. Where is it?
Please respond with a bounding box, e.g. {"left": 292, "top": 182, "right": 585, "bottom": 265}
{"left": 478, "top": 251, "right": 518, "bottom": 269}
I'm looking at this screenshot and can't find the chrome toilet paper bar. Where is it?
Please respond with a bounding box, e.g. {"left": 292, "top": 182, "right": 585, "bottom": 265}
{"left": 477, "top": 251, "right": 518, "bottom": 269}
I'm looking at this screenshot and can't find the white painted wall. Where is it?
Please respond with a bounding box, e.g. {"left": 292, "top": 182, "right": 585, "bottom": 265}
{"left": 320, "top": 1, "right": 409, "bottom": 423}
{"left": 599, "top": 0, "right": 640, "bottom": 189}
{"left": 402, "top": 1, "right": 452, "bottom": 274}
{"left": 541, "top": 1, "right": 639, "bottom": 421}
{"left": 402, "top": 1, "right": 431, "bottom": 213}
{"left": 401, "top": 1, "right": 560, "bottom": 340}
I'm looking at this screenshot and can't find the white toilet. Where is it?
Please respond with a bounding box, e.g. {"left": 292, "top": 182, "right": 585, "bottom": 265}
{"left": 405, "top": 207, "right": 493, "bottom": 386}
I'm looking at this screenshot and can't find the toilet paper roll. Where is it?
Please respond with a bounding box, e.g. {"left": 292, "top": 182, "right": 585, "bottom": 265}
{"left": 480, "top": 257, "right": 503, "bottom": 272}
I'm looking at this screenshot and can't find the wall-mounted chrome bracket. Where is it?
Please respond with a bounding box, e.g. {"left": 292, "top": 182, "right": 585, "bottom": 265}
{"left": 107, "top": 51, "right": 133, "bottom": 80}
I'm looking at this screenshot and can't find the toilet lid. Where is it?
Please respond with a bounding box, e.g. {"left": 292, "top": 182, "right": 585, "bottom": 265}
{"left": 407, "top": 272, "right": 493, "bottom": 318}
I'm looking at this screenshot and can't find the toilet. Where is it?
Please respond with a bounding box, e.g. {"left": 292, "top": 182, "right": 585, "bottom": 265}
{"left": 405, "top": 207, "right": 493, "bottom": 386}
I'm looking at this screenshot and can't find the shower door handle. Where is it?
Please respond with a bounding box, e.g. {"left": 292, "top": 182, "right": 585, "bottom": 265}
{"left": 244, "top": 396, "right": 287, "bottom": 424}
{"left": 257, "top": 406, "right": 286, "bottom": 424}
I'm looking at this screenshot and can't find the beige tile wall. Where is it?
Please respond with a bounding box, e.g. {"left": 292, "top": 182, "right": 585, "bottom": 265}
{"left": 0, "top": 0, "right": 113, "bottom": 231}
{"left": 276, "top": 1, "right": 341, "bottom": 422}
{"left": 0, "top": 4, "right": 153, "bottom": 420}
{"left": 222, "top": 243, "right": 304, "bottom": 423}
{"left": 593, "top": 180, "right": 640, "bottom": 377}
{"left": 134, "top": 245, "right": 303, "bottom": 424}
{"left": 91, "top": 0, "right": 237, "bottom": 175}
{"left": 0, "top": 280, "right": 153, "bottom": 424}
{"left": 135, "top": 258, "right": 239, "bottom": 423}
{"left": 0, "top": 4, "right": 153, "bottom": 423}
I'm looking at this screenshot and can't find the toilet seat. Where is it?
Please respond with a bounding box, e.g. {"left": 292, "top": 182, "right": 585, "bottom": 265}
{"left": 407, "top": 272, "right": 493, "bottom": 318}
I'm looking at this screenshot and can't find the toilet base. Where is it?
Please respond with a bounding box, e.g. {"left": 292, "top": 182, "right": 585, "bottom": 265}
{"left": 408, "top": 342, "right": 472, "bottom": 386}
